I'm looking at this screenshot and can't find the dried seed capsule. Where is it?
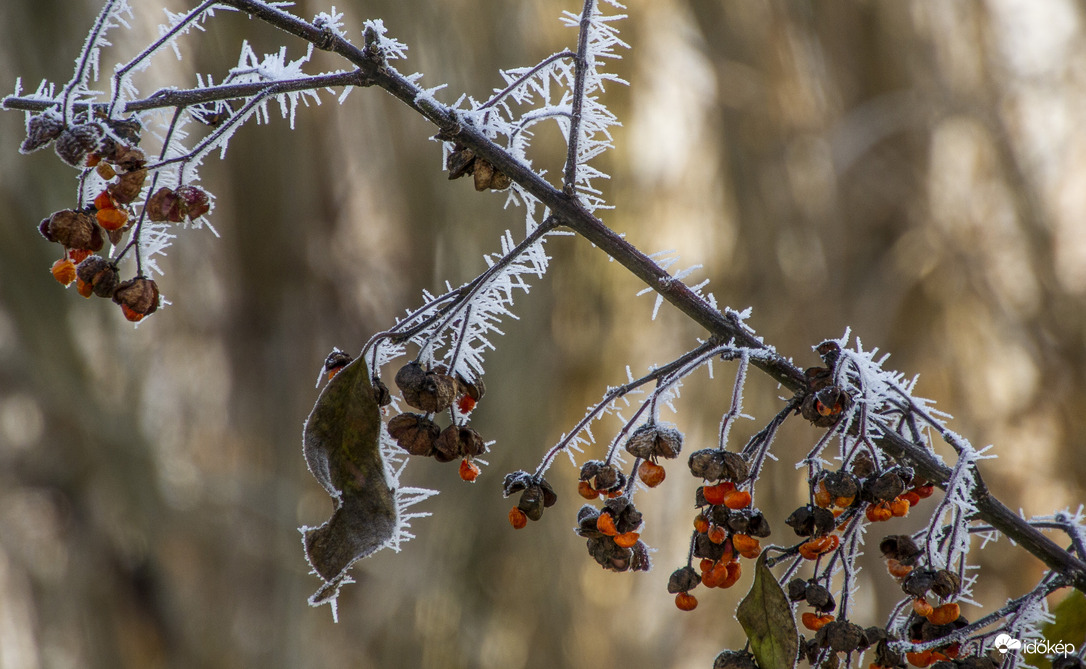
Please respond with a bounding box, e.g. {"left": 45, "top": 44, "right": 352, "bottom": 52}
{"left": 112, "top": 277, "right": 159, "bottom": 321}
{"left": 473, "top": 159, "right": 495, "bottom": 191}
{"left": 625, "top": 422, "right": 684, "bottom": 460}
{"left": 386, "top": 412, "right": 440, "bottom": 456}
{"left": 321, "top": 349, "right": 353, "bottom": 381}
{"left": 667, "top": 566, "right": 701, "bottom": 594}
{"left": 518, "top": 485, "right": 546, "bottom": 521}
{"left": 603, "top": 496, "right": 643, "bottom": 534}
{"left": 372, "top": 376, "right": 392, "bottom": 406}
{"left": 175, "top": 185, "right": 210, "bottom": 220}
{"left": 489, "top": 169, "right": 511, "bottom": 190}
{"left": 434, "top": 424, "right": 485, "bottom": 462}
{"left": 629, "top": 540, "right": 651, "bottom": 571}
{"left": 395, "top": 362, "right": 458, "bottom": 413}
{"left": 21, "top": 113, "right": 65, "bottom": 153}
{"left": 580, "top": 460, "right": 625, "bottom": 494}
{"left": 47, "top": 209, "right": 104, "bottom": 252}
{"left": 788, "top": 578, "right": 808, "bottom": 602}
{"left": 75, "top": 255, "right": 119, "bottom": 298}
{"left": 455, "top": 373, "right": 486, "bottom": 401}
{"left": 107, "top": 168, "right": 147, "bottom": 205}
{"left": 865, "top": 471, "right": 906, "bottom": 503}
{"left": 816, "top": 620, "right": 865, "bottom": 653}
{"left": 446, "top": 143, "right": 475, "bottom": 179}
{"left": 54, "top": 123, "right": 104, "bottom": 166}
{"left": 806, "top": 583, "right": 836, "bottom": 613}
{"left": 688, "top": 448, "right": 750, "bottom": 482}
{"left": 786, "top": 505, "right": 836, "bottom": 537}
{"left": 146, "top": 187, "right": 183, "bottom": 222}
{"left": 931, "top": 570, "right": 962, "bottom": 598}
{"left": 901, "top": 569, "right": 936, "bottom": 598}
{"left": 713, "top": 650, "right": 758, "bottom": 669}
{"left": 823, "top": 470, "right": 860, "bottom": 501}
{"left": 879, "top": 535, "right": 922, "bottom": 565}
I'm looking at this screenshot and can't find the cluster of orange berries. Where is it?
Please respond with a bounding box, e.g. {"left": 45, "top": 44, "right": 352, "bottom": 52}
{"left": 667, "top": 446, "right": 766, "bottom": 611}
{"left": 23, "top": 110, "right": 215, "bottom": 323}
{"left": 575, "top": 496, "right": 650, "bottom": 573}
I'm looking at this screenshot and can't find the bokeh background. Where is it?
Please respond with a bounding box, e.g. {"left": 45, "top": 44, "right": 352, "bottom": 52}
{"left": 1, "top": 0, "right": 1084, "bottom": 667}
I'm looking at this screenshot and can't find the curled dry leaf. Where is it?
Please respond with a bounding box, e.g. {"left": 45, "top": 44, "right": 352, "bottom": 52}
{"left": 301, "top": 355, "right": 396, "bottom": 602}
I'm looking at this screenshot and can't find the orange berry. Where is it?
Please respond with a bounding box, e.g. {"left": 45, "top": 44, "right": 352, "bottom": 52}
{"left": 703, "top": 561, "right": 727, "bottom": 588}
{"left": 912, "top": 598, "right": 933, "bottom": 617}
{"left": 614, "top": 531, "right": 640, "bottom": 548}
{"left": 722, "top": 489, "right": 752, "bottom": 510}
{"left": 96, "top": 207, "right": 128, "bottom": 231}
{"left": 674, "top": 592, "right": 698, "bottom": 611}
{"left": 835, "top": 495, "right": 855, "bottom": 508}
{"left": 508, "top": 506, "right": 528, "bottom": 530}
{"left": 901, "top": 491, "right": 921, "bottom": 507}
{"left": 802, "top": 612, "right": 834, "bottom": 631}
{"left": 866, "top": 502, "right": 893, "bottom": 522}
{"left": 699, "top": 558, "right": 715, "bottom": 573}
{"left": 913, "top": 484, "right": 935, "bottom": 499}
{"left": 814, "top": 482, "right": 832, "bottom": 508}
{"left": 720, "top": 560, "right": 742, "bottom": 588}
{"left": 85, "top": 153, "right": 101, "bottom": 167}
{"left": 94, "top": 190, "right": 114, "bottom": 211}
{"left": 703, "top": 482, "right": 731, "bottom": 505}
{"left": 798, "top": 534, "right": 839, "bottom": 560}
{"left": 638, "top": 460, "right": 666, "bottom": 487}
{"left": 886, "top": 558, "right": 914, "bottom": 579}
{"left": 906, "top": 651, "right": 933, "bottom": 668}
{"left": 596, "top": 513, "right": 618, "bottom": 536}
{"left": 458, "top": 459, "right": 480, "bottom": 482}
{"left": 942, "top": 643, "right": 960, "bottom": 659}
{"left": 693, "top": 513, "right": 710, "bottom": 534}
{"left": 120, "top": 303, "right": 145, "bottom": 322}
{"left": 457, "top": 394, "right": 477, "bottom": 414}
{"left": 605, "top": 489, "right": 623, "bottom": 499}
{"left": 731, "top": 534, "right": 761, "bottom": 559}
{"left": 926, "top": 602, "right": 960, "bottom": 625}
{"left": 890, "top": 497, "right": 910, "bottom": 517}
{"left": 76, "top": 277, "right": 94, "bottom": 298}
{"left": 51, "top": 259, "right": 76, "bottom": 286}
{"left": 67, "top": 248, "right": 92, "bottom": 264}
{"left": 578, "top": 480, "right": 600, "bottom": 500}
{"left": 707, "top": 525, "right": 728, "bottom": 545}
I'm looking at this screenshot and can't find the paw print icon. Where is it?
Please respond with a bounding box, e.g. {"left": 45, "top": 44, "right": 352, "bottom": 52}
{"left": 994, "top": 634, "right": 1022, "bottom": 654}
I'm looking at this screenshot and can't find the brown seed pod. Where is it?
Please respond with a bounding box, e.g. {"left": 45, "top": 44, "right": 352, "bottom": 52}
{"left": 879, "top": 535, "right": 922, "bottom": 565}
{"left": 806, "top": 583, "right": 836, "bottom": 613}
{"left": 713, "top": 650, "right": 758, "bottom": 669}
{"left": 489, "top": 169, "right": 511, "bottom": 190}
{"left": 75, "top": 255, "right": 119, "bottom": 298}
{"left": 866, "top": 471, "right": 906, "bottom": 503}
{"left": 473, "top": 159, "right": 495, "bottom": 191}
{"left": 823, "top": 470, "right": 860, "bottom": 501}
{"left": 47, "top": 209, "right": 104, "bottom": 252}
{"left": 456, "top": 374, "right": 486, "bottom": 401}
{"left": 175, "top": 185, "right": 210, "bottom": 220}
{"left": 322, "top": 349, "right": 353, "bottom": 377}
{"left": 930, "top": 569, "right": 962, "bottom": 598}
{"left": 395, "top": 362, "right": 458, "bottom": 413}
{"left": 788, "top": 578, "right": 808, "bottom": 602}
{"left": 603, "top": 496, "right": 643, "bottom": 534}
{"left": 372, "top": 376, "right": 392, "bottom": 407}
{"left": 579, "top": 460, "right": 626, "bottom": 493}
{"left": 901, "top": 569, "right": 936, "bottom": 598}
{"left": 54, "top": 123, "right": 104, "bottom": 166}
{"left": 386, "top": 412, "right": 440, "bottom": 456}
{"left": 21, "top": 113, "right": 65, "bottom": 153}
{"left": 107, "top": 168, "right": 147, "bottom": 205}
{"left": 625, "top": 422, "right": 684, "bottom": 460}
{"left": 146, "top": 187, "right": 183, "bottom": 222}
{"left": 668, "top": 566, "right": 701, "bottom": 594}
{"left": 112, "top": 277, "right": 160, "bottom": 321}
{"left": 816, "top": 620, "right": 865, "bottom": 653}
{"left": 439, "top": 424, "right": 486, "bottom": 459}
{"left": 688, "top": 449, "right": 750, "bottom": 482}
{"left": 446, "top": 143, "right": 476, "bottom": 179}
{"left": 786, "top": 505, "right": 836, "bottom": 537}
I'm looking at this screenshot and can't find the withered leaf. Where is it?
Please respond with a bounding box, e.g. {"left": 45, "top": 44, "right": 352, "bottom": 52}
{"left": 301, "top": 355, "right": 396, "bottom": 596}
{"left": 737, "top": 553, "right": 799, "bottom": 669}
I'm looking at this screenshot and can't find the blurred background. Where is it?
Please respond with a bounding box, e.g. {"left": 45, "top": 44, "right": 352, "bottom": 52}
{"left": 1, "top": 0, "right": 1085, "bottom": 667}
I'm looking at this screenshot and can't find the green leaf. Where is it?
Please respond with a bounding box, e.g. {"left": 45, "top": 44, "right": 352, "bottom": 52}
{"left": 737, "top": 553, "right": 799, "bottom": 669}
{"left": 300, "top": 356, "right": 396, "bottom": 598}
{"left": 1028, "top": 589, "right": 1086, "bottom": 669}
